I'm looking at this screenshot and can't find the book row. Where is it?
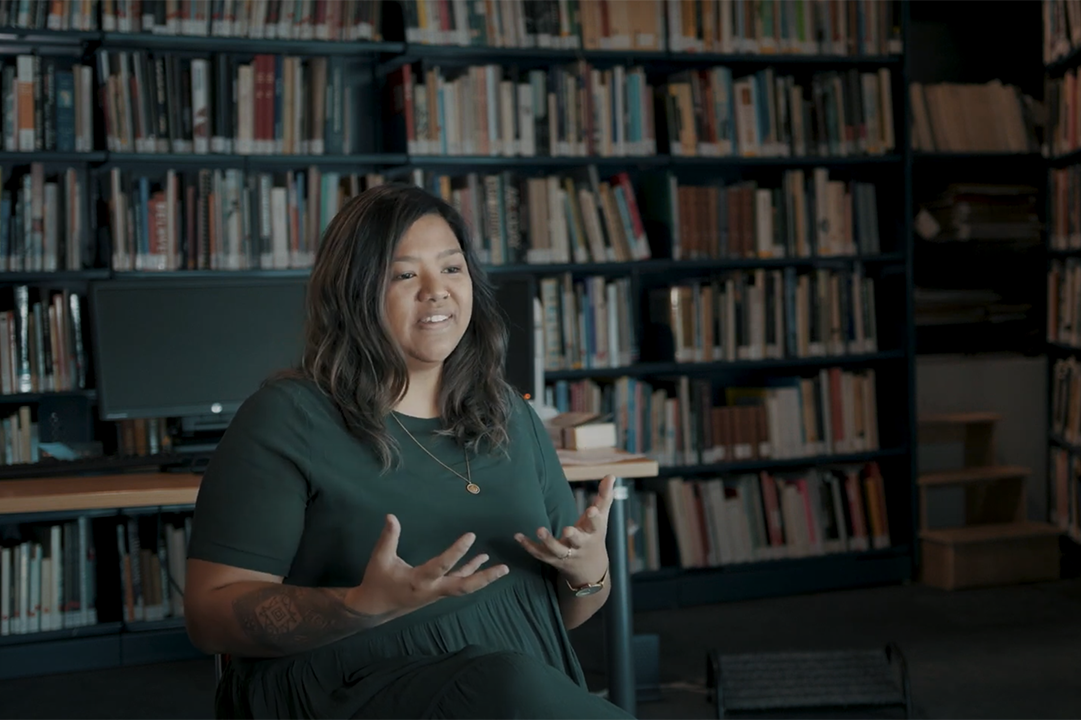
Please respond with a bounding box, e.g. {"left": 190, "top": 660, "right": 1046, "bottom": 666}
{"left": 104, "top": 0, "right": 382, "bottom": 40}
{"left": 0, "top": 517, "right": 98, "bottom": 636}
{"left": 1045, "top": 0, "right": 1081, "bottom": 66}
{"left": 536, "top": 265, "right": 877, "bottom": 372}
{"left": 98, "top": 51, "right": 357, "bottom": 157}
{"left": 0, "top": 165, "right": 88, "bottom": 273}
{"left": 1050, "top": 166, "right": 1081, "bottom": 253}
{"left": 0, "top": 512, "right": 192, "bottom": 637}
{"left": 115, "top": 515, "right": 189, "bottom": 623}
{"left": 1, "top": 57, "right": 96, "bottom": 154}
{"left": 15, "top": 161, "right": 899, "bottom": 274}
{"left": 548, "top": 368, "right": 880, "bottom": 467}
{"left": 104, "top": 167, "right": 383, "bottom": 272}
{"left": 115, "top": 417, "right": 174, "bottom": 458}
{"left": 1048, "top": 445, "right": 1081, "bottom": 545}
{"left": 0, "top": 0, "right": 99, "bottom": 31}
{"left": 0, "top": 405, "right": 40, "bottom": 466}
{"left": 574, "top": 460, "right": 891, "bottom": 573}
{"left": 1052, "top": 356, "right": 1081, "bottom": 447}
{"left": 647, "top": 267, "right": 878, "bottom": 364}
{"left": 0, "top": 0, "right": 905, "bottom": 55}
{"left": 402, "top": 0, "right": 903, "bottom": 56}
{"left": 1049, "top": 259, "right": 1081, "bottom": 348}
{"left": 664, "top": 0, "right": 903, "bottom": 57}
{"left": 0, "top": 287, "right": 87, "bottom": 396}
{"left": 646, "top": 168, "right": 882, "bottom": 260}
{"left": 394, "top": 63, "right": 656, "bottom": 158}
{"left": 414, "top": 164, "right": 885, "bottom": 270}
{"left": 538, "top": 275, "right": 637, "bottom": 371}
{"left": 666, "top": 67, "right": 895, "bottom": 159}
{"left": 909, "top": 81, "right": 1039, "bottom": 155}
{"left": 393, "top": 62, "right": 895, "bottom": 160}
{"left": 417, "top": 168, "right": 650, "bottom": 266}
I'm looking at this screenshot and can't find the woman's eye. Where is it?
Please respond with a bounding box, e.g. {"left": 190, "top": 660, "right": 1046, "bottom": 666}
{"left": 395, "top": 272, "right": 415, "bottom": 280}
{"left": 444, "top": 266, "right": 461, "bottom": 274}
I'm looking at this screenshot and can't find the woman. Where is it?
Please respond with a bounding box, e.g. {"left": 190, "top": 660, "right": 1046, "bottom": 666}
{"left": 183, "top": 183, "right": 631, "bottom": 719}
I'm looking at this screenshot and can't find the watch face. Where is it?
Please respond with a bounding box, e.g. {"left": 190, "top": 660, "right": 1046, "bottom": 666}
{"left": 574, "top": 584, "right": 603, "bottom": 597}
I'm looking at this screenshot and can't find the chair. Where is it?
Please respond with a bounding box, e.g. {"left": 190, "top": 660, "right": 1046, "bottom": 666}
{"left": 215, "top": 653, "right": 231, "bottom": 681}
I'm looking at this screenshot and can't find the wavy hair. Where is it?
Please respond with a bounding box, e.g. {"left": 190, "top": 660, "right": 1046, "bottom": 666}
{"left": 282, "top": 183, "right": 512, "bottom": 470}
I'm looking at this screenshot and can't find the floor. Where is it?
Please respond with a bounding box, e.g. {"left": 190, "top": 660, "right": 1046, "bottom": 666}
{"left": 1, "top": 577, "right": 1079, "bottom": 719}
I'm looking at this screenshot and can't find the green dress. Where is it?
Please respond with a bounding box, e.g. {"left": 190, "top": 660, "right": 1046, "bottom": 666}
{"left": 186, "top": 376, "right": 633, "bottom": 720}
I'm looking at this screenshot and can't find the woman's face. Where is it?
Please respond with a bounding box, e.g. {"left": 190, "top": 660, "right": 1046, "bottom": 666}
{"left": 384, "top": 214, "right": 473, "bottom": 374}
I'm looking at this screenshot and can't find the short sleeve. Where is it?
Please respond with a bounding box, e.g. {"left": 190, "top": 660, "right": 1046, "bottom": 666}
{"left": 186, "top": 380, "right": 312, "bottom": 577}
{"left": 519, "top": 396, "right": 579, "bottom": 534}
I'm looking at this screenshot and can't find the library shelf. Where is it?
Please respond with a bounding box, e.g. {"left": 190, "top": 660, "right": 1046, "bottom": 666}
{"left": 913, "top": 151, "right": 1046, "bottom": 164}
{"left": 1049, "top": 433, "right": 1081, "bottom": 453}
{"left": 668, "top": 153, "right": 903, "bottom": 167}
{"left": 653, "top": 445, "right": 908, "bottom": 479}
{"left": 0, "top": 27, "right": 99, "bottom": 44}
{"left": 0, "top": 151, "right": 107, "bottom": 163}
{"left": 659, "top": 51, "right": 902, "bottom": 68}
{"left": 387, "top": 44, "right": 902, "bottom": 72}
{"left": 0, "top": 389, "right": 97, "bottom": 404}
{"left": 405, "top": 154, "right": 670, "bottom": 170}
{"left": 99, "top": 31, "right": 404, "bottom": 56}
{"left": 1047, "top": 43, "right": 1081, "bottom": 76}
{"left": 631, "top": 544, "right": 912, "bottom": 611}
{"left": 109, "top": 268, "right": 313, "bottom": 280}
{"left": 124, "top": 618, "right": 188, "bottom": 633}
{"left": 0, "top": 269, "right": 111, "bottom": 283}
{"left": 383, "top": 44, "right": 670, "bottom": 72}
{"left": 102, "top": 152, "right": 409, "bottom": 169}
{"left": 544, "top": 350, "right": 906, "bottom": 381}
{"left": 0, "top": 620, "right": 122, "bottom": 648}
{"left": 0, "top": 622, "right": 202, "bottom": 681}
{"left": 1047, "top": 340, "right": 1081, "bottom": 355}
{"left": 486, "top": 253, "right": 905, "bottom": 278}
{"left": 247, "top": 153, "right": 409, "bottom": 168}
{"left": 1050, "top": 147, "right": 1081, "bottom": 167}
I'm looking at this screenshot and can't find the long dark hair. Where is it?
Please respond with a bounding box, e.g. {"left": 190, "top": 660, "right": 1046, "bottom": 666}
{"left": 283, "top": 183, "right": 512, "bottom": 469}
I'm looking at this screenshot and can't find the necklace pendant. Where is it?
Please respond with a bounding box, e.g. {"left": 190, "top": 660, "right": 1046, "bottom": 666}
{"left": 466, "top": 482, "right": 481, "bottom": 495}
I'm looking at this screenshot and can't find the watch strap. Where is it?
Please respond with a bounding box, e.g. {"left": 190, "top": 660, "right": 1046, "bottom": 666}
{"left": 565, "top": 565, "right": 609, "bottom": 593}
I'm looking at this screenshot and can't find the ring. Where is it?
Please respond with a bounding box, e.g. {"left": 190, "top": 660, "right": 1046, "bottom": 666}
{"left": 560, "top": 548, "right": 573, "bottom": 560}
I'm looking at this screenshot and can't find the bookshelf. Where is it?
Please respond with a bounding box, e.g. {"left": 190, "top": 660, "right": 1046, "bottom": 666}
{"left": 1043, "top": 0, "right": 1081, "bottom": 557}
{"left": 0, "top": 0, "right": 918, "bottom": 681}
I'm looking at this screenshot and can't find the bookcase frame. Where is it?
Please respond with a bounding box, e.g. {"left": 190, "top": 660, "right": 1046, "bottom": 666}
{"left": 0, "top": 1, "right": 916, "bottom": 681}
{"left": 1044, "top": 12, "right": 1081, "bottom": 563}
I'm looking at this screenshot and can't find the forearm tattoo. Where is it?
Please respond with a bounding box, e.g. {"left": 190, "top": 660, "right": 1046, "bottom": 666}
{"left": 232, "top": 585, "right": 392, "bottom": 654}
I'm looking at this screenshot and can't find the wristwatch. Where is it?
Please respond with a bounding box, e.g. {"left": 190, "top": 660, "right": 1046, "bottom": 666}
{"left": 566, "top": 566, "right": 609, "bottom": 597}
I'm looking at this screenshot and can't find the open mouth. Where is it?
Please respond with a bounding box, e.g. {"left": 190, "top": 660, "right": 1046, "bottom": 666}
{"left": 418, "top": 313, "right": 454, "bottom": 327}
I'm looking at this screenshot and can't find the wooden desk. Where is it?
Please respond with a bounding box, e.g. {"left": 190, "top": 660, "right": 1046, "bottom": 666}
{"left": 0, "top": 473, "right": 202, "bottom": 514}
{"left": 0, "top": 455, "right": 659, "bottom": 715}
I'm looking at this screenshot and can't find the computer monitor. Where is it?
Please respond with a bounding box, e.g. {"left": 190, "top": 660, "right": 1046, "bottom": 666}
{"left": 89, "top": 271, "right": 538, "bottom": 426}
{"left": 491, "top": 274, "right": 537, "bottom": 401}
{"left": 89, "top": 275, "right": 308, "bottom": 424}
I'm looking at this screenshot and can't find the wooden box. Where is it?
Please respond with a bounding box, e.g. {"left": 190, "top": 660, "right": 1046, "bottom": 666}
{"left": 920, "top": 522, "right": 1061, "bottom": 590}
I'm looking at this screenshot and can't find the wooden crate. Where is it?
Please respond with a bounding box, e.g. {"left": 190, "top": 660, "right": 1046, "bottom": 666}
{"left": 919, "top": 522, "right": 1061, "bottom": 590}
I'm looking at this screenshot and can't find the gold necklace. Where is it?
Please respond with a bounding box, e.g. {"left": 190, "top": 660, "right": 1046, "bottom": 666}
{"left": 391, "top": 413, "right": 480, "bottom": 495}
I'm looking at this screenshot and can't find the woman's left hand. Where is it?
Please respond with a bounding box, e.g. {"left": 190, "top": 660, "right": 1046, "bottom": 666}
{"left": 515, "top": 475, "right": 615, "bottom": 587}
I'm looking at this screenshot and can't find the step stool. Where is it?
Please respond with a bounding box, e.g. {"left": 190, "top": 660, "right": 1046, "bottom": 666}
{"left": 705, "top": 643, "right": 911, "bottom": 719}
{"left": 918, "top": 413, "right": 1061, "bottom": 590}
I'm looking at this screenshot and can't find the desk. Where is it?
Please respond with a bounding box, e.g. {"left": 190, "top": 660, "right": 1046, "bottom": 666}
{"left": 0, "top": 456, "right": 659, "bottom": 715}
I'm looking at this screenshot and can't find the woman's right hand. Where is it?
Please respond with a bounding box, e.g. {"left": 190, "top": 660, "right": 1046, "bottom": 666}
{"left": 345, "top": 514, "right": 509, "bottom": 618}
